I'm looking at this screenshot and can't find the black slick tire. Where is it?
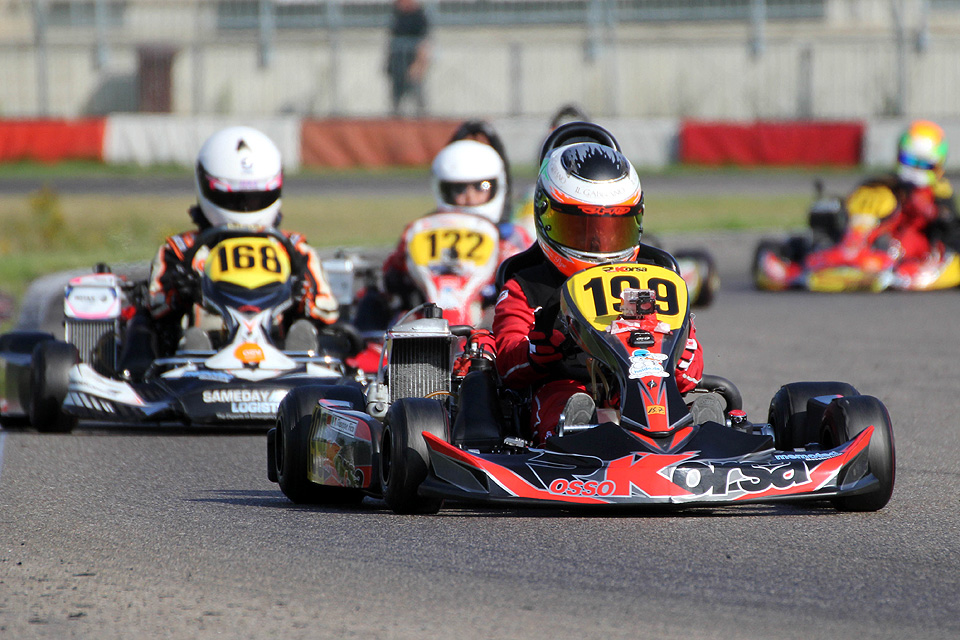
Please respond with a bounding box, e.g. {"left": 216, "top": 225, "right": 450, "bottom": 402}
{"left": 275, "top": 386, "right": 330, "bottom": 504}
{"left": 821, "top": 395, "right": 895, "bottom": 512}
{"left": 380, "top": 398, "right": 447, "bottom": 515}
{"left": 275, "top": 385, "right": 366, "bottom": 505}
{"left": 30, "top": 341, "right": 79, "bottom": 433}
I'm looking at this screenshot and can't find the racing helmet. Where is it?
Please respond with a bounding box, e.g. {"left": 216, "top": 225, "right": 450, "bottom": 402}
{"left": 431, "top": 139, "right": 506, "bottom": 223}
{"left": 533, "top": 124, "right": 644, "bottom": 277}
{"left": 897, "top": 120, "right": 948, "bottom": 187}
{"left": 194, "top": 126, "right": 283, "bottom": 228}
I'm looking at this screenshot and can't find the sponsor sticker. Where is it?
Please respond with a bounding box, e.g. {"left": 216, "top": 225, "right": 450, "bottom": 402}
{"left": 201, "top": 388, "right": 286, "bottom": 415}
{"left": 325, "top": 411, "right": 359, "bottom": 437}
{"left": 628, "top": 349, "right": 669, "bottom": 380}
{"left": 235, "top": 342, "right": 265, "bottom": 365}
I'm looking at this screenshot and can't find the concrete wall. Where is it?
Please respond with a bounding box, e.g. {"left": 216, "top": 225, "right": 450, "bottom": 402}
{"left": 4, "top": 1, "right": 960, "bottom": 120}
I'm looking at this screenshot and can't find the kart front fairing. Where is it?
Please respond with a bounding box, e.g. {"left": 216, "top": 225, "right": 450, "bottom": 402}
{"left": 62, "top": 305, "right": 345, "bottom": 424}
{"left": 60, "top": 232, "right": 346, "bottom": 425}
{"left": 63, "top": 361, "right": 340, "bottom": 424}
{"left": 420, "top": 421, "right": 876, "bottom": 507}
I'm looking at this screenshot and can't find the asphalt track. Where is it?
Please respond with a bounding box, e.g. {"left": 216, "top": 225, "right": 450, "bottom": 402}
{"left": 1, "top": 175, "right": 959, "bottom": 639}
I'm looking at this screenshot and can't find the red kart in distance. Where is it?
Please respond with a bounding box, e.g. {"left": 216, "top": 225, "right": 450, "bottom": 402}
{"left": 753, "top": 181, "right": 960, "bottom": 292}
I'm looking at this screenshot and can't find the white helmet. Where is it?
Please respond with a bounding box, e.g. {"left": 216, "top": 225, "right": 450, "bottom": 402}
{"left": 195, "top": 126, "right": 283, "bottom": 228}
{"left": 431, "top": 139, "right": 506, "bottom": 223}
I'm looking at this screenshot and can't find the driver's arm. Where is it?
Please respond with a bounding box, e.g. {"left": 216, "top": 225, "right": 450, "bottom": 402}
{"left": 492, "top": 278, "right": 548, "bottom": 389}
{"left": 287, "top": 234, "right": 339, "bottom": 324}
{"left": 147, "top": 233, "right": 196, "bottom": 320}
{"left": 676, "top": 322, "right": 703, "bottom": 394}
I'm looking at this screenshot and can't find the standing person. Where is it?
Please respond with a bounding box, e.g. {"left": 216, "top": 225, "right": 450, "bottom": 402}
{"left": 386, "top": 0, "right": 430, "bottom": 117}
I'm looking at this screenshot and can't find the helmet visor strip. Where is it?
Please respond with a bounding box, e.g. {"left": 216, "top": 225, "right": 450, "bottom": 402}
{"left": 198, "top": 165, "right": 282, "bottom": 213}
{"left": 541, "top": 202, "right": 641, "bottom": 254}
{"left": 897, "top": 150, "right": 938, "bottom": 171}
{"left": 439, "top": 179, "right": 497, "bottom": 205}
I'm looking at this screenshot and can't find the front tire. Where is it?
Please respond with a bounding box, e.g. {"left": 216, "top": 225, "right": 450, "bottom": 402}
{"left": 30, "top": 341, "right": 79, "bottom": 433}
{"left": 380, "top": 398, "right": 448, "bottom": 514}
{"left": 275, "top": 386, "right": 329, "bottom": 504}
{"left": 275, "top": 385, "right": 366, "bottom": 505}
{"left": 768, "top": 381, "right": 859, "bottom": 450}
{"left": 821, "top": 395, "right": 895, "bottom": 512}
{"left": 751, "top": 239, "right": 783, "bottom": 290}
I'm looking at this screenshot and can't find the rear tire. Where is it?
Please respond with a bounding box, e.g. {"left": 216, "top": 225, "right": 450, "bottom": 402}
{"left": 821, "top": 395, "right": 895, "bottom": 512}
{"left": 676, "top": 249, "right": 719, "bottom": 307}
{"left": 768, "top": 381, "right": 859, "bottom": 450}
{"left": 380, "top": 398, "right": 448, "bottom": 514}
{"left": 30, "top": 341, "right": 79, "bottom": 433}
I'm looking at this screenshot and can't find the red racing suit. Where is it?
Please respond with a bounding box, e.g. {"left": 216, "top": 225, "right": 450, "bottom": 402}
{"left": 146, "top": 225, "right": 339, "bottom": 348}
{"left": 862, "top": 174, "right": 960, "bottom": 262}
{"left": 493, "top": 248, "right": 704, "bottom": 444}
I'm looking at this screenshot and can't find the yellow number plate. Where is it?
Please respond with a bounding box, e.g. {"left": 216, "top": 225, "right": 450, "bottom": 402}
{"left": 564, "top": 263, "right": 689, "bottom": 330}
{"left": 407, "top": 227, "right": 497, "bottom": 267}
{"left": 845, "top": 185, "right": 898, "bottom": 219}
{"left": 205, "top": 237, "right": 291, "bottom": 289}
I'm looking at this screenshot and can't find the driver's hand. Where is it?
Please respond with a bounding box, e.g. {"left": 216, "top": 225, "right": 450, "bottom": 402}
{"left": 528, "top": 328, "right": 565, "bottom": 370}
{"left": 172, "top": 264, "right": 201, "bottom": 300}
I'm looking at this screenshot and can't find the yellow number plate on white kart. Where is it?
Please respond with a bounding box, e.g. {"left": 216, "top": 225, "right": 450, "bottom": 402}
{"left": 564, "top": 263, "right": 689, "bottom": 330}
{"left": 205, "top": 237, "right": 292, "bottom": 289}
{"left": 405, "top": 213, "right": 499, "bottom": 268}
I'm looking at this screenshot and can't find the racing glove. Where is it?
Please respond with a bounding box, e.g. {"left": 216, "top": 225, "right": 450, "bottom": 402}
{"left": 170, "top": 263, "right": 201, "bottom": 307}
{"left": 528, "top": 328, "right": 565, "bottom": 371}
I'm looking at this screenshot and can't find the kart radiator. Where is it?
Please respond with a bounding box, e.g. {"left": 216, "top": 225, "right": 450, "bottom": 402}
{"left": 388, "top": 335, "right": 453, "bottom": 403}
{"left": 65, "top": 319, "right": 118, "bottom": 370}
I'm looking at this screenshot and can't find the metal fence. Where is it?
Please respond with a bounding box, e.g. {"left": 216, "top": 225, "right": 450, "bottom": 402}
{"left": 2, "top": 0, "right": 959, "bottom": 120}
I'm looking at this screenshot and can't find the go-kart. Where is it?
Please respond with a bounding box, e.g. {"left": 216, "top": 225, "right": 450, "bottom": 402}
{"left": 267, "top": 258, "right": 895, "bottom": 514}
{"left": 0, "top": 227, "right": 361, "bottom": 432}
{"left": 753, "top": 180, "right": 960, "bottom": 292}
{"left": 344, "top": 210, "right": 503, "bottom": 374}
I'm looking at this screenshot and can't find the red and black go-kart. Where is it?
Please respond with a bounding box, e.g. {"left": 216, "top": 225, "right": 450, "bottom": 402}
{"left": 267, "top": 256, "right": 895, "bottom": 514}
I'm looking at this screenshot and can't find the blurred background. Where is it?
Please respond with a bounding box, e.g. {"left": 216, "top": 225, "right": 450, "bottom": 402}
{"left": 2, "top": 0, "right": 960, "bottom": 169}
{"left": 2, "top": 0, "right": 958, "bottom": 120}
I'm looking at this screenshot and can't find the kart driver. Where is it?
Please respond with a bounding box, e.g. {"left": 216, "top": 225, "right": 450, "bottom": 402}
{"left": 862, "top": 120, "right": 960, "bottom": 265}
{"left": 118, "top": 126, "right": 339, "bottom": 378}
{"left": 358, "top": 137, "right": 532, "bottom": 330}
{"left": 492, "top": 125, "right": 704, "bottom": 444}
